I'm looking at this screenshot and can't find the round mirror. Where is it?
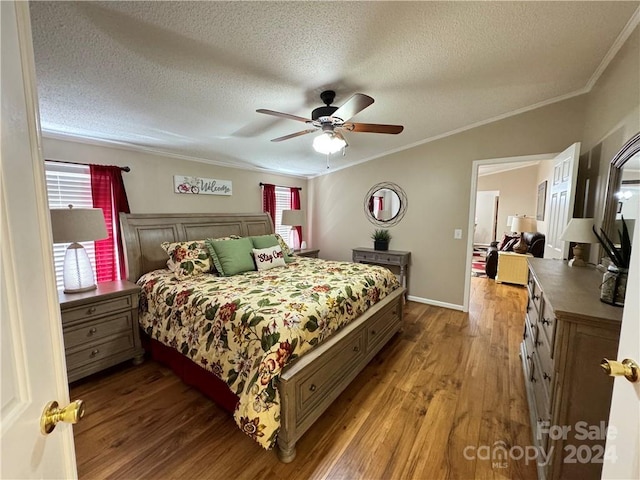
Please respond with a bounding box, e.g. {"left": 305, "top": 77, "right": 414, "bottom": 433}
{"left": 364, "top": 182, "right": 407, "bottom": 227}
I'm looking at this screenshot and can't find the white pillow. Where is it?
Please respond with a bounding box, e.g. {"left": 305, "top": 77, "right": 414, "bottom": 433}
{"left": 253, "top": 245, "right": 286, "bottom": 271}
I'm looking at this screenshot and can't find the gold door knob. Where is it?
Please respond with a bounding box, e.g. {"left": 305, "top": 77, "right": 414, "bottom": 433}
{"left": 40, "top": 399, "right": 85, "bottom": 435}
{"left": 600, "top": 358, "right": 639, "bottom": 383}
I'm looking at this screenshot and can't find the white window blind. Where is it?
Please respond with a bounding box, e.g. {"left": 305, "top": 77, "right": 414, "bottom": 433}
{"left": 45, "top": 162, "right": 96, "bottom": 290}
{"left": 274, "top": 186, "right": 293, "bottom": 246}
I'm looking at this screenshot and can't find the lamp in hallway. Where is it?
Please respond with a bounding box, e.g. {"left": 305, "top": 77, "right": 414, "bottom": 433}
{"left": 50, "top": 205, "right": 108, "bottom": 293}
{"left": 511, "top": 216, "right": 537, "bottom": 254}
{"left": 559, "top": 218, "right": 598, "bottom": 267}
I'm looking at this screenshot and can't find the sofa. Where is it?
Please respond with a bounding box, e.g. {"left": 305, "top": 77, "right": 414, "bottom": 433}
{"left": 485, "top": 232, "right": 545, "bottom": 279}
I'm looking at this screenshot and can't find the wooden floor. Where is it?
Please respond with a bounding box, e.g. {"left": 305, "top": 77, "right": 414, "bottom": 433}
{"left": 71, "top": 277, "right": 537, "bottom": 479}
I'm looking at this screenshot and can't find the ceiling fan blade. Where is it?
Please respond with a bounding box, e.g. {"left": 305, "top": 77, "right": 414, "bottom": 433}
{"left": 256, "top": 109, "right": 311, "bottom": 123}
{"left": 343, "top": 123, "right": 404, "bottom": 134}
{"left": 333, "top": 93, "right": 374, "bottom": 122}
{"left": 271, "top": 129, "right": 317, "bottom": 142}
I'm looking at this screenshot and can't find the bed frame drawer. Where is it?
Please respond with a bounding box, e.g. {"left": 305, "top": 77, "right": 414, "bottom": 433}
{"left": 297, "top": 333, "right": 365, "bottom": 421}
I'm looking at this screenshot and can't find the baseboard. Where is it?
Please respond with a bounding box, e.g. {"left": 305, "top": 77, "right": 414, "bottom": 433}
{"left": 406, "top": 295, "right": 465, "bottom": 312}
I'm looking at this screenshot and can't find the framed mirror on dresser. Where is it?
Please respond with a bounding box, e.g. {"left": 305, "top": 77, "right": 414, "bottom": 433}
{"left": 601, "top": 132, "right": 640, "bottom": 247}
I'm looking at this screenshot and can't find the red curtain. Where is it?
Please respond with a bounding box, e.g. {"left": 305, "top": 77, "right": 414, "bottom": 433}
{"left": 290, "top": 187, "right": 302, "bottom": 249}
{"left": 90, "top": 165, "right": 130, "bottom": 282}
{"left": 262, "top": 183, "right": 276, "bottom": 226}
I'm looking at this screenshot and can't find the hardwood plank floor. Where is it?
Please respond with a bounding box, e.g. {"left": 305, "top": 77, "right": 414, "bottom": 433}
{"left": 70, "top": 278, "right": 537, "bottom": 479}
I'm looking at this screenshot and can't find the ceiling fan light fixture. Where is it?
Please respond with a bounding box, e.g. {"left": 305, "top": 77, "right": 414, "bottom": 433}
{"left": 313, "top": 131, "right": 346, "bottom": 155}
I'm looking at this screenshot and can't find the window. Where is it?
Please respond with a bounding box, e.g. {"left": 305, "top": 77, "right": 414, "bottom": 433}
{"left": 274, "top": 186, "right": 293, "bottom": 245}
{"left": 45, "top": 162, "right": 96, "bottom": 290}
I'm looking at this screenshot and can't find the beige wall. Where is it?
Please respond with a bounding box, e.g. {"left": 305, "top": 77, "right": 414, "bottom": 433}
{"left": 43, "top": 137, "right": 307, "bottom": 217}
{"left": 477, "top": 164, "right": 541, "bottom": 239}
{"left": 309, "top": 96, "right": 587, "bottom": 307}
{"left": 310, "top": 27, "right": 639, "bottom": 308}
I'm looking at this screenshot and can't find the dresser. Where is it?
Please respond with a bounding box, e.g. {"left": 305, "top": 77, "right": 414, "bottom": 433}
{"left": 352, "top": 248, "right": 410, "bottom": 296}
{"left": 496, "top": 251, "right": 532, "bottom": 285}
{"left": 522, "top": 259, "right": 622, "bottom": 480}
{"left": 59, "top": 280, "right": 144, "bottom": 382}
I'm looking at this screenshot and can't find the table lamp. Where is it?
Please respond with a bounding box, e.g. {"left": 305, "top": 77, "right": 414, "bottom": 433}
{"left": 559, "top": 218, "right": 597, "bottom": 267}
{"left": 281, "top": 209, "right": 306, "bottom": 250}
{"left": 50, "top": 205, "right": 108, "bottom": 293}
{"left": 511, "top": 216, "right": 537, "bottom": 254}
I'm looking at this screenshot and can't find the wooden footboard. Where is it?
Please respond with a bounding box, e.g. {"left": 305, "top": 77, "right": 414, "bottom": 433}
{"left": 277, "top": 286, "right": 405, "bottom": 462}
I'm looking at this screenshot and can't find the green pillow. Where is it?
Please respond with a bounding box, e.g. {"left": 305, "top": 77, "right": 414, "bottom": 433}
{"left": 205, "top": 237, "right": 256, "bottom": 276}
{"left": 250, "top": 234, "right": 293, "bottom": 263}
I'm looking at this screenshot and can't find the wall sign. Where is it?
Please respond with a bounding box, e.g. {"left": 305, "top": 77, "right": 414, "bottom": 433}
{"left": 174, "top": 175, "right": 232, "bottom": 196}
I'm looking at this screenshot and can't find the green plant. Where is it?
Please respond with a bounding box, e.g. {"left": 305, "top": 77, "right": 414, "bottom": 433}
{"left": 371, "top": 229, "right": 391, "bottom": 242}
{"left": 592, "top": 216, "right": 632, "bottom": 269}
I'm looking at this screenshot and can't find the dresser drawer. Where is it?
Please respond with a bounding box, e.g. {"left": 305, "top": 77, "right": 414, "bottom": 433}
{"left": 297, "top": 333, "right": 365, "bottom": 422}
{"left": 65, "top": 332, "right": 136, "bottom": 371}
{"left": 527, "top": 269, "right": 542, "bottom": 316}
{"left": 527, "top": 349, "right": 550, "bottom": 417}
{"left": 63, "top": 311, "right": 134, "bottom": 349}
{"left": 61, "top": 294, "right": 136, "bottom": 325}
{"left": 539, "top": 299, "right": 557, "bottom": 358}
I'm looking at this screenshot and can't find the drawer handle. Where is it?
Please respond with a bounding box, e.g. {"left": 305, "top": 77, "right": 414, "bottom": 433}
{"left": 90, "top": 349, "right": 100, "bottom": 358}
{"left": 543, "top": 372, "right": 551, "bottom": 381}
{"left": 541, "top": 318, "right": 551, "bottom": 326}
{"left": 87, "top": 307, "right": 97, "bottom": 314}
{"left": 371, "top": 330, "right": 377, "bottom": 336}
{"left": 309, "top": 384, "right": 317, "bottom": 392}
{"left": 532, "top": 294, "right": 540, "bottom": 301}
{"left": 353, "top": 345, "right": 360, "bottom": 353}
{"left": 88, "top": 327, "right": 97, "bottom": 336}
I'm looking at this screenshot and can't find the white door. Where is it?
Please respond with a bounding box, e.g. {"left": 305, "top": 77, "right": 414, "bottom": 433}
{"left": 545, "top": 143, "right": 580, "bottom": 259}
{"left": 1, "top": 2, "right": 77, "bottom": 478}
{"left": 602, "top": 220, "right": 640, "bottom": 479}
{"left": 474, "top": 190, "right": 499, "bottom": 245}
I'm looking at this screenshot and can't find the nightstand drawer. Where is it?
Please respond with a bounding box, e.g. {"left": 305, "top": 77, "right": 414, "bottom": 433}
{"left": 63, "top": 312, "right": 134, "bottom": 349}
{"left": 61, "top": 294, "right": 135, "bottom": 324}
{"left": 65, "top": 333, "right": 136, "bottom": 371}
{"left": 353, "top": 250, "right": 378, "bottom": 262}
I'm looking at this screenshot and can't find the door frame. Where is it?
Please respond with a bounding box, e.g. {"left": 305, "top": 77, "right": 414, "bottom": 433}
{"left": 463, "top": 153, "right": 555, "bottom": 311}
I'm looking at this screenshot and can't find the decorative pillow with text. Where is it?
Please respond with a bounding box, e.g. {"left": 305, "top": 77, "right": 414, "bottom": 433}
{"left": 252, "top": 245, "right": 286, "bottom": 271}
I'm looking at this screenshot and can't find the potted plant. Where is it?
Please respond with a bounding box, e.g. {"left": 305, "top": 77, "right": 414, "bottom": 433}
{"left": 592, "top": 217, "right": 632, "bottom": 306}
{"left": 371, "top": 229, "right": 391, "bottom": 251}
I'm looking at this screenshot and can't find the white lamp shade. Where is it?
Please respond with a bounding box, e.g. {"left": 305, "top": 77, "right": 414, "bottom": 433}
{"left": 511, "top": 216, "right": 537, "bottom": 233}
{"left": 312, "top": 132, "right": 346, "bottom": 155}
{"left": 50, "top": 207, "right": 108, "bottom": 243}
{"left": 281, "top": 209, "right": 305, "bottom": 227}
{"left": 559, "top": 218, "right": 598, "bottom": 243}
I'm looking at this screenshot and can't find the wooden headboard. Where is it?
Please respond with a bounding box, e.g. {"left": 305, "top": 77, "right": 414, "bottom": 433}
{"left": 119, "top": 212, "right": 274, "bottom": 282}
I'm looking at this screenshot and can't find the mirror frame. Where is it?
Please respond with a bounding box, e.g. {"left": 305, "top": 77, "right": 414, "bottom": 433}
{"left": 364, "top": 182, "right": 408, "bottom": 227}
{"left": 602, "top": 132, "right": 640, "bottom": 241}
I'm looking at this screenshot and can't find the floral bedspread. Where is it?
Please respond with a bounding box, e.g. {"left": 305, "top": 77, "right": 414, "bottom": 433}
{"left": 137, "top": 257, "right": 400, "bottom": 449}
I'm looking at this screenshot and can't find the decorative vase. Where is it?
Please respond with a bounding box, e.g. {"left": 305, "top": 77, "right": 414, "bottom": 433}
{"left": 374, "top": 240, "right": 388, "bottom": 251}
{"left": 600, "top": 266, "right": 628, "bottom": 307}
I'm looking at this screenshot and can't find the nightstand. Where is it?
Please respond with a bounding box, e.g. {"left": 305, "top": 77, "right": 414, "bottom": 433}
{"left": 59, "top": 280, "right": 144, "bottom": 382}
{"left": 352, "top": 248, "right": 411, "bottom": 297}
{"left": 294, "top": 248, "right": 320, "bottom": 258}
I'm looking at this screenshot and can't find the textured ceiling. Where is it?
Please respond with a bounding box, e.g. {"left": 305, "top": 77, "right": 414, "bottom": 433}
{"left": 29, "top": 1, "right": 639, "bottom": 177}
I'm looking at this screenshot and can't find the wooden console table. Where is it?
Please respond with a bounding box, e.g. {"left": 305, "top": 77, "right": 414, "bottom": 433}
{"left": 352, "top": 248, "right": 410, "bottom": 297}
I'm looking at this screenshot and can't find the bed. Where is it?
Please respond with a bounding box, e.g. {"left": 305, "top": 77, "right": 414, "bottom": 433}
{"left": 120, "top": 212, "right": 405, "bottom": 462}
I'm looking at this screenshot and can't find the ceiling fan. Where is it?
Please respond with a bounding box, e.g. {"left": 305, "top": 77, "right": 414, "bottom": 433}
{"left": 257, "top": 90, "right": 404, "bottom": 155}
